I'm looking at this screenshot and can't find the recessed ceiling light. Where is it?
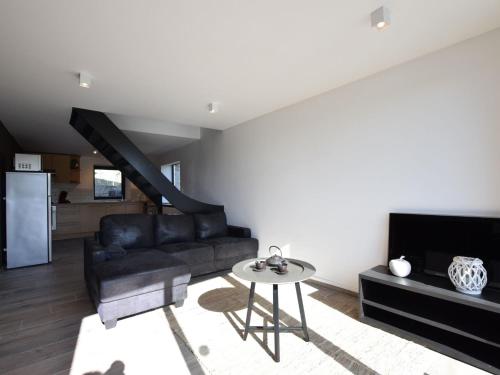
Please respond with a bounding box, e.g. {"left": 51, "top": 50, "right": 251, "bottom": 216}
{"left": 208, "top": 102, "right": 218, "bottom": 114}
{"left": 79, "top": 72, "right": 92, "bottom": 88}
{"left": 371, "top": 6, "right": 390, "bottom": 30}
{"left": 93, "top": 150, "right": 98, "bottom": 154}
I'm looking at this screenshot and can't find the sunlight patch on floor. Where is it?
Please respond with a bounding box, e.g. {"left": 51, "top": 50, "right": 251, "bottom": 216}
{"left": 175, "top": 274, "right": 487, "bottom": 375}
{"left": 68, "top": 274, "right": 488, "bottom": 375}
{"left": 70, "top": 310, "right": 194, "bottom": 375}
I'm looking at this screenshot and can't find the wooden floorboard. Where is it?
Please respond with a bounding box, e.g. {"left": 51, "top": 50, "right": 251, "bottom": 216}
{"left": 0, "top": 238, "right": 360, "bottom": 375}
{"left": 0, "top": 239, "right": 93, "bottom": 375}
{"left": 4, "top": 352, "right": 75, "bottom": 375}
{"left": 0, "top": 336, "right": 78, "bottom": 373}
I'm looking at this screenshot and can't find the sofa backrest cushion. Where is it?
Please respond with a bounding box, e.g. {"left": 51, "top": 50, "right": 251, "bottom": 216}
{"left": 155, "top": 214, "right": 195, "bottom": 245}
{"left": 100, "top": 214, "right": 155, "bottom": 249}
{"left": 193, "top": 211, "right": 228, "bottom": 239}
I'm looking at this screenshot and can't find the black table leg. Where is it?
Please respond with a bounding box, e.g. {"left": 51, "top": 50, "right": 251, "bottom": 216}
{"left": 243, "top": 282, "right": 256, "bottom": 340}
{"left": 242, "top": 281, "right": 308, "bottom": 362}
{"left": 273, "top": 283, "right": 280, "bottom": 362}
{"left": 295, "top": 282, "right": 309, "bottom": 341}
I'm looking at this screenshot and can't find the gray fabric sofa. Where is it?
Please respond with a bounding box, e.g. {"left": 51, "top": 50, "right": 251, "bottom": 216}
{"left": 84, "top": 212, "right": 258, "bottom": 328}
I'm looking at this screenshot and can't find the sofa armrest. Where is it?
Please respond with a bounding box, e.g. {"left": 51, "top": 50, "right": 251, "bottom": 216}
{"left": 227, "top": 225, "right": 251, "bottom": 238}
{"left": 84, "top": 237, "right": 107, "bottom": 267}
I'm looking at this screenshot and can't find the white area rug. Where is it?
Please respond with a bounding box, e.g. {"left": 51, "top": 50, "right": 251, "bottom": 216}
{"left": 70, "top": 274, "right": 489, "bottom": 375}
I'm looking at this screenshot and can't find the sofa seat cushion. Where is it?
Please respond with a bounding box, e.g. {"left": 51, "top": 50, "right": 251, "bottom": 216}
{"left": 93, "top": 250, "right": 190, "bottom": 303}
{"left": 100, "top": 214, "right": 155, "bottom": 249}
{"left": 200, "top": 237, "right": 258, "bottom": 270}
{"left": 156, "top": 215, "right": 195, "bottom": 245}
{"left": 158, "top": 242, "right": 214, "bottom": 266}
{"left": 102, "top": 244, "right": 128, "bottom": 260}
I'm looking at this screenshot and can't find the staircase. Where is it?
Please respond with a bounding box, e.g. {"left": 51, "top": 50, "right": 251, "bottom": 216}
{"left": 70, "top": 108, "right": 223, "bottom": 214}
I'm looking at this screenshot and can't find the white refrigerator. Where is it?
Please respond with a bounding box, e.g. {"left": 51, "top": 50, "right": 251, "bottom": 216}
{"left": 5, "top": 172, "right": 53, "bottom": 268}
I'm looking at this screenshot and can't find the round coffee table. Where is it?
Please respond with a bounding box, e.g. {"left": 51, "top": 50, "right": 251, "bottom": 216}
{"left": 232, "top": 258, "right": 316, "bottom": 362}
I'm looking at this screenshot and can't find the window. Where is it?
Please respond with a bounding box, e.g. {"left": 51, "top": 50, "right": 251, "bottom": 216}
{"left": 161, "top": 162, "right": 181, "bottom": 205}
{"left": 93, "top": 166, "right": 125, "bottom": 200}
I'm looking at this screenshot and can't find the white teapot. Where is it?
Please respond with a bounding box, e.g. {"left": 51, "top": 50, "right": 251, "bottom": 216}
{"left": 389, "top": 256, "right": 411, "bottom": 277}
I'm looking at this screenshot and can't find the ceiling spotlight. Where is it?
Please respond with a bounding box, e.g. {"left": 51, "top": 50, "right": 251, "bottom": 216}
{"left": 92, "top": 150, "right": 98, "bottom": 154}
{"left": 79, "top": 72, "right": 92, "bottom": 88}
{"left": 371, "top": 6, "right": 391, "bottom": 30}
{"left": 208, "top": 102, "right": 218, "bottom": 114}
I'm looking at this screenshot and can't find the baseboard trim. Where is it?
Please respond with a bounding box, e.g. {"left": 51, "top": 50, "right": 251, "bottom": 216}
{"left": 308, "top": 276, "right": 358, "bottom": 297}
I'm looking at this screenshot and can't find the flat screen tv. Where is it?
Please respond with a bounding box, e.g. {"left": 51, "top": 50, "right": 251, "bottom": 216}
{"left": 388, "top": 213, "right": 500, "bottom": 289}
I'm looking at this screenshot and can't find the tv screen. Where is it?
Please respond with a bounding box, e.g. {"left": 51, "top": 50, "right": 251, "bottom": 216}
{"left": 388, "top": 213, "right": 500, "bottom": 288}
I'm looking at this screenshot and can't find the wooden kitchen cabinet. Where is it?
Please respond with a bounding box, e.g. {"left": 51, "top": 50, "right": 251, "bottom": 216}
{"left": 106, "top": 204, "right": 126, "bottom": 216}
{"left": 69, "top": 156, "right": 80, "bottom": 183}
{"left": 55, "top": 205, "right": 81, "bottom": 235}
{"left": 80, "top": 205, "right": 107, "bottom": 233}
{"left": 52, "top": 154, "right": 71, "bottom": 183}
{"left": 42, "top": 153, "right": 80, "bottom": 183}
{"left": 53, "top": 202, "right": 145, "bottom": 240}
{"left": 42, "top": 154, "right": 54, "bottom": 172}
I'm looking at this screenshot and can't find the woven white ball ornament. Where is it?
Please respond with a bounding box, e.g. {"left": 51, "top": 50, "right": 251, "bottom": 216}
{"left": 448, "top": 256, "right": 487, "bottom": 295}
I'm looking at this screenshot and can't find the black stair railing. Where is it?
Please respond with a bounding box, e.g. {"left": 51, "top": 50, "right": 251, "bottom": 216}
{"left": 70, "top": 108, "right": 223, "bottom": 214}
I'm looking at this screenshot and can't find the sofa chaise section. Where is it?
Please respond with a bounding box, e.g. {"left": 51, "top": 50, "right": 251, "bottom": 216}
{"left": 84, "top": 212, "right": 258, "bottom": 328}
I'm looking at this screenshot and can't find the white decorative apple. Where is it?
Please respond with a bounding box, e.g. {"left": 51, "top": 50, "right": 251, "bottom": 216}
{"left": 389, "top": 256, "right": 411, "bottom": 277}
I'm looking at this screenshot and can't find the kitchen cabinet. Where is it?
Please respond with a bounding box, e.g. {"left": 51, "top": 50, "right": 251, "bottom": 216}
{"left": 41, "top": 154, "right": 54, "bottom": 172}
{"left": 80, "top": 205, "right": 107, "bottom": 233}
{"left": 53, "top": 201, "right": 145, "bottom": 240}
{"left": 42, "top": 153, "right": 80, "bottom": 184}
{"left": 55, "top": 204, "right": 81, "bottom": 235}
{"left": 52, "top": 155, "right": 71, "bottom": 183}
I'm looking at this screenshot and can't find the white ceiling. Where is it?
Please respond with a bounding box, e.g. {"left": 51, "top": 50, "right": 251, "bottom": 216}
{"left": 123, "top": 130, "right": 196, "bottom": 158}
{"left": 1, "top": 0, "right": 500, "bottom": 155}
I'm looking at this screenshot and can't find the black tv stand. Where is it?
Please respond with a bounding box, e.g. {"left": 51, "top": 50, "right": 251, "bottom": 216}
{"left": 359, "top": 266, "right": 500, "bottom": 374}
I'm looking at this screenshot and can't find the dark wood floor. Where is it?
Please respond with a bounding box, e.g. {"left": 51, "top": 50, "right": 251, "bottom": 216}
{"left": 0, "top": 239, "right": 94, "bottom": 375}
{"left": 0, "top": 239, "right": 359, "bottom": 375}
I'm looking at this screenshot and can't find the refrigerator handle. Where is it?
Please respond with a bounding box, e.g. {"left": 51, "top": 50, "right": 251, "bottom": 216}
{"left": 47, "top": 173, "right": 52, "bottom": 262}
{"left": 47, "top": 198, "right": 53, "bottom": 263}
{"left": 51, "top": 206, "right": 57, "bottom": 230}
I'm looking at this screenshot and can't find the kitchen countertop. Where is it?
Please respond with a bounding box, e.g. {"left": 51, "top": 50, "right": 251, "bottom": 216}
{"left": 54, "top": 201, "right": 146, "bottom": 206}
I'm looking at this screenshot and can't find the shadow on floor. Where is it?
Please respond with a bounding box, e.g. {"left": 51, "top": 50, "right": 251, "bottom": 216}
{"left": 198, "top": 275, "right": 379, "bottom": 375}
{"left": 163, "top": 306, "right": 207, "bottom": 375}
{"left": 197, "top": 286, "right": 276, "bottom": 358}
{"left": 83, "top": 360, "right": 125, "bottom": 375}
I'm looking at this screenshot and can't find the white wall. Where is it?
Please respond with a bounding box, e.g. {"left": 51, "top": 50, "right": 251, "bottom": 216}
{"left": 158, "top": 29, "right": 500, "bottom": 292}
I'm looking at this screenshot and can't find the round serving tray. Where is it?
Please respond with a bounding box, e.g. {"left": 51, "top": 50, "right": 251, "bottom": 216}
{"left": 232, "top": 258, "right": 316, "bottom": 285}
